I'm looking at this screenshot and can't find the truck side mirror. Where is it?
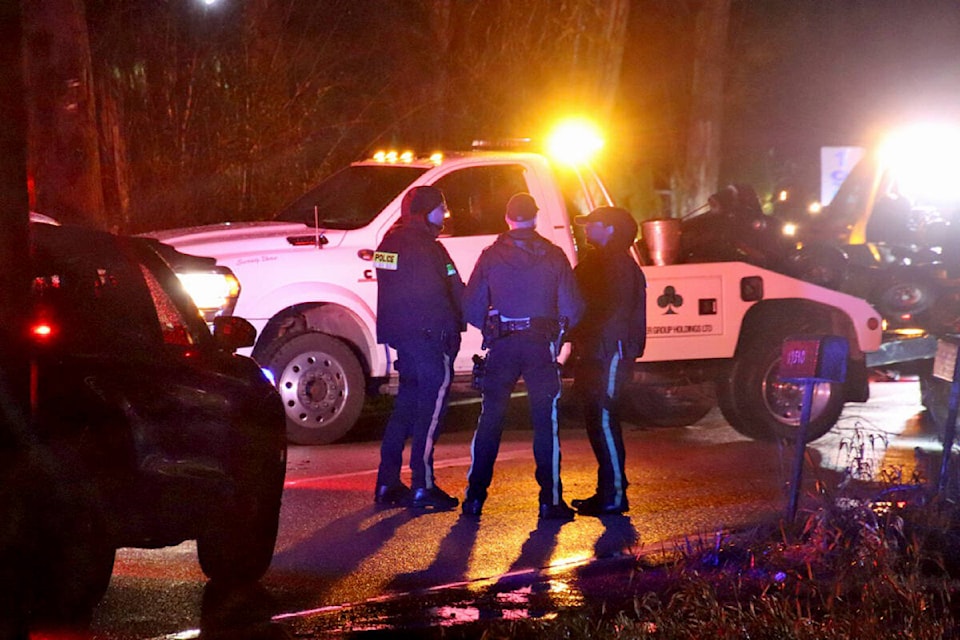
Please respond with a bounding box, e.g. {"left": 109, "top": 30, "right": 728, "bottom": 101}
{"left": 212, "top": 316, "right": 256, "bottom": 351}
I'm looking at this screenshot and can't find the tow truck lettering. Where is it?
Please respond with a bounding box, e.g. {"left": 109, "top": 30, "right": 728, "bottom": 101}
{"left": 236, "top": 255, "right": 278, "bottom": 266}
{"left": 647, "top": 324, "right": 714, "bottom": 335}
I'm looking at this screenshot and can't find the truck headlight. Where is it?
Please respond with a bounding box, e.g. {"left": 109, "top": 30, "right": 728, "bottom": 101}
{"left": 176, "top": 268, "right": 241, "bottom": 323}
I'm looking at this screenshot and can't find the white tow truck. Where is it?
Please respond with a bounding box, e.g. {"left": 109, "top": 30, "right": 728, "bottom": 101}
{"left": 145, "top": 134, "right": 882, "bottom": 445}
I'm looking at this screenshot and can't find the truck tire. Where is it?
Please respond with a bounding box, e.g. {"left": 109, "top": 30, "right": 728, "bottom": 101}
{"left": 265, "top": 332, "right": 365, "bottom": 445}
{"left": 197, "top": 449, "right": 285, "bottom": 585}
{"left": 716, "top": 374, "right": 768, "bottom": 440}
{"left": 727, "top": 328, "right": 845, "bottom": 442}
{"left": 618, "top": 382, "right": 714, "bottom": 427}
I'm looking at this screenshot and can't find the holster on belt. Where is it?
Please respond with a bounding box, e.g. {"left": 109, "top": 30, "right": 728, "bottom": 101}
{"left": 499, "top": 317, "right": 559, "bottom": 340}
{"left": 481, "top": 309, "right": 500, "bottom": 350}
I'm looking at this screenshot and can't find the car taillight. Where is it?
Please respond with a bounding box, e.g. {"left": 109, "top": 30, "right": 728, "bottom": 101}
{"left": 29, "top": 321, "right": 56, "bottom": 342}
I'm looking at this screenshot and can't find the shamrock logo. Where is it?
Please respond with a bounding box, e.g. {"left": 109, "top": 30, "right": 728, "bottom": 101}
{"left": 657, "top": 286, "right": 683, "bottom": 315}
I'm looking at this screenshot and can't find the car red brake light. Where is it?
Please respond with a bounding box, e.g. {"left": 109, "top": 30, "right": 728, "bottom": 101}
{"left": 30, "top": 321, "right": 55, "bottom": 341}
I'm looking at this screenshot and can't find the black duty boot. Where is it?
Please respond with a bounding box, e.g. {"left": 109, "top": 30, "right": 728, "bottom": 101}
{"left": 573, "top": 494, "right": 629, "bottom": 516}
{"left": 411, "top": 486, "right": 459, "bottom": 511}
{"left": 538, "top": 500, "right": 576, "bottom": 521}
{"left": 461, "top": 497, "right": 484, "bottom": 517}
{"left": 374, "top": 482, "right": 411, "bottom": 506}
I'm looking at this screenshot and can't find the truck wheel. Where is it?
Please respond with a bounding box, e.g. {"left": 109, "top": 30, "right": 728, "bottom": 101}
{"left": 618, "top": 382, "right": 714, "bottom": 427}
{"left": 716, "top": 374, "right": 768, "bottom": 440}
{"left": 729, "top": 331, "right": 845, "bottom": 442}
{"left": 265, "top": 332, "right": 365, "bottom": 445}
{"left": 197, "top": 450, "right": 285, "bottom": 585}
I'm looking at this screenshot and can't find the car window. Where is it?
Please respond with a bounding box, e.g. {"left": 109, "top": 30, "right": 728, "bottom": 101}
{"left": 432, "top": 165, "right": 527, "bottom": 237}
{"left": 139, "top": 264, "right": 198, "bottom": 347}
{"left": 30, "top": 226, "right": 208, "bottom": 358}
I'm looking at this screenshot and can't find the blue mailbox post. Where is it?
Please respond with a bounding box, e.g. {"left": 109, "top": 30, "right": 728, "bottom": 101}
{"left": 779, "top": 335, "right": 849, "bottom": 520}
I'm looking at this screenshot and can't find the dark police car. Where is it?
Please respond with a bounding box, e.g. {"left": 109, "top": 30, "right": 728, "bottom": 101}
{"left": 18, "top": 222, "right": 286, "bottom": 623}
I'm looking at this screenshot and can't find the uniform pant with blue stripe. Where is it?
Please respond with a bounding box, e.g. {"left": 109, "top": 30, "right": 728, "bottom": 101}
{"left": 377, "top": 334, "right": 457, "bottom": 491}
{"left": 466, "top": 333, "right": 564, "bottom": 507}
{"left": 576, "top": 347, "right": 632, "bottom": 505}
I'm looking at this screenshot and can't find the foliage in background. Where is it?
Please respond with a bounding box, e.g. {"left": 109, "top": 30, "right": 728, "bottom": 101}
{"left": 80, "top": 0, "right": 642, "bottom": 232}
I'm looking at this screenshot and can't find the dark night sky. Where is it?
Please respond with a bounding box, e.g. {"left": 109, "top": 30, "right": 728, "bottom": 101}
{"left": 623, "top": 0, "right": 960, "bottom": 192}
{"left": 76, "top": 0, "right": 960, "bottom": 221}
{"left": 727, "top": 0, "right": 960, "bottom": 189}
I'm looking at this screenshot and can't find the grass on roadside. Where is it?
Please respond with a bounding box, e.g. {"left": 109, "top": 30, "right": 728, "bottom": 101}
{"left": 436, "top": 419, "right": 960, "bottom": 639}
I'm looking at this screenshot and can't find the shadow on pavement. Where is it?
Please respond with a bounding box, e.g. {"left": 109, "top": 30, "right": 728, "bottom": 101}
{"left": 387, "top": 516, "right": 480, "bottom": 591}
{"left": 270, "top": 505, "right": 417, "bottom": 605}
{"left": 200, "top": 581, "right": 291, "bottom": 640}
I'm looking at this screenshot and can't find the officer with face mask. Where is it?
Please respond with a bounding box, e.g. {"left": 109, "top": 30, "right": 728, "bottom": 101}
{"left": 461, "top": 192, "right": 584, "bottom": 520}
{"left": 373, "top": 186, "right": 465, "bottom": 511}
{"left": 569, "top": 206, "right": 646, "bottom": 516}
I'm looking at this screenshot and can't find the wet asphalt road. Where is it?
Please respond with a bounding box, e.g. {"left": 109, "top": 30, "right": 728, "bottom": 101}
{"left": 73, "top": 379, "right": 933, "bottom": 639}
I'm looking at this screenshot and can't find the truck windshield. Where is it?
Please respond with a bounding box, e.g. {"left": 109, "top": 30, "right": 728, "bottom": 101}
{"left": 275, "top": 165, "right": 428, "bottom": 229}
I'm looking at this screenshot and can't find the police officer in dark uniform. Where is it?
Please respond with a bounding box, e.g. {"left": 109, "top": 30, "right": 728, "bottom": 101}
{"left": 461, "top": 192, "right": 584, "bottom": 520}
{"left": 374, "top": 186, "right": 464, "bottom": 511}
{"left": 569, "top": 206, "right": 646, "bottom": 516}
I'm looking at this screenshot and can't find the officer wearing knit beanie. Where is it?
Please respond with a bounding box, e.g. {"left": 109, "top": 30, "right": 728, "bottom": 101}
{"left": 373, "top": 185, "right": 464, "bottom": 511}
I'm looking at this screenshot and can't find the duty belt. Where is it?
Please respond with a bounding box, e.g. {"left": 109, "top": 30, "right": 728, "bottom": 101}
{"left": 500, "top": 318, "right": 532, "bottom": 333}
{"left": 500, "top": 317, "right": 558, "bottom": 336}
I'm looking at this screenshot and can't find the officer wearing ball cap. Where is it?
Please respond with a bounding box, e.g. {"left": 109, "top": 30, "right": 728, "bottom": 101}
{"left": 568, "top": 206, "right": 646, "bottom": 516}
{"left": 461, "top": 192, "right": 585, "bottom": 520}
{"left": 373, "top": 185, "right": 465, "bottom": 511}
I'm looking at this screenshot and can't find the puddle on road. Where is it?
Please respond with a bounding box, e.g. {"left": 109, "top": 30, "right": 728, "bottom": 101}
{"left": 276, "top": 559, "right": 633, "bottom": 638}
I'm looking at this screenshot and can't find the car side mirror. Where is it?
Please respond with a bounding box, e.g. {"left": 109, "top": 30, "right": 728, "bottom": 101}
{"left": 212, "top": 316, "right": 256, "bottom": 351}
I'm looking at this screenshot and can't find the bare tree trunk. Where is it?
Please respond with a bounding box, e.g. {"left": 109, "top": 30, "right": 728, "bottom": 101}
{"left": 0, "top": 6, "right": 36, "bottom": 630}
{"left": 22, "top": 0, "right": 106, "bottom": 228}
{"left": 427, "top": 1, "right": 453, "bottom": 146}
{"left": 592, "top": 0, "right": 630, "bottom": 122}
{"left": 679, "top": 0, "right": 730, "bottom": 217}
{"left": 0, "top": 0, "right": 31, "bottom": 416}
{"left": 563, "top": 0, "right": 630, "bottom": 122}
{"left": 97, "top": 83, "right": 131, "bottom": 232}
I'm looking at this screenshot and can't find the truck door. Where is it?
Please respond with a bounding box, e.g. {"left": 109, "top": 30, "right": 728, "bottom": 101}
{"left": 431, "top": 164, "right": 530, "bottom": 373}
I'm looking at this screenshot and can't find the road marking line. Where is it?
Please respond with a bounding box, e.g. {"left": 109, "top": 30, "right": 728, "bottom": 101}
{"left": 284, "top": 449, "right": 532, "bottom": 488}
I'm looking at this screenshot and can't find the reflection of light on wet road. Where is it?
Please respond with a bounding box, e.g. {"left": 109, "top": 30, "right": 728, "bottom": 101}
{"left": 271, "top": 556, "right": 594, "bottom": 631}
{"left": 813, "top": 380, "right": 934, "bottom": 477}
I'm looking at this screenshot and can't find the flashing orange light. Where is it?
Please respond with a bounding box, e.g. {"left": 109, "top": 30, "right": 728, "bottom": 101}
{"left": 373, "top": 150, "right": 416, "bottom": 164}
{"left": 546, "top": 117, "right": 604, "bottom": 166}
